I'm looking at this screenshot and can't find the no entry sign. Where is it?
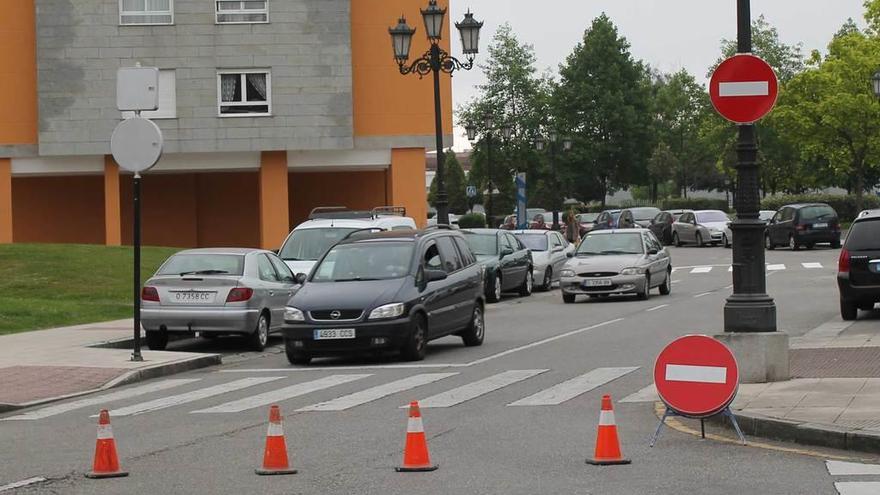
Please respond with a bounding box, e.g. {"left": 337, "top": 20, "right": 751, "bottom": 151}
{"left": 709, "top": 54, "right": 778, "bottom": 124}
{"left": 653, "top": 335, "right": 739, "bottom": 418}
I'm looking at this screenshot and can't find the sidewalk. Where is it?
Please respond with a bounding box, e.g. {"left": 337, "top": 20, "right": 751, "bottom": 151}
{"left": 0, "top": 320, "right": 220, "bottom": 412}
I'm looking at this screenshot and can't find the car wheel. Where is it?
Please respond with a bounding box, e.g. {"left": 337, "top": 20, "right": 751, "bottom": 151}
{"left": 284, "top": 339, "right": 312, "bottom": 365}
{"left": 858, "top": 303, "right": 875, "bottom": 311}
{"left": 723, "top": 234, "right": 730, "bottom": 249}
{"left": 765, "top": 234, "right": 775, "bottom": 250}
{"left": 487, "top": 273, "right": 502, "bottom": 303}
{"left": 519, "top": 269, "right": 533, "bottom": 297}
{"left": 247, "top": 312, "right": 269, "bottom": 352}
{"left": 695, "top": 232, "right": 704, "bottom": 248}
{"left": 145, "top": 330, "right": 168, "bottom": 351}
{"left": 673, "top": 232, "right": 682, "bottom": 247}
{"left": 832, "top": 239, "right": 841, "bottom": 249}
{"left": 542, "top": 268, "right": 553, "bottom": 291}
{"left": 659, "top": 269, "right": 672, "bottom": 295}
{"left": 789, "top": 234, "right": 800, "bottom": 251}
{"left": 841, "top": 299, "right": 858, "bottom": 321}
{"left": 664, "top": 231, "right": 673, "bottom": 246}
{"left": 562, "top": 293, "right": 576, "bottom": 304}
{"left": 401, "top": 314, "right": 428, "bottom": 361}
{"left": 806, "top": 243, "right": 815, "bottom": 250}
{"left": 461, "top": 304, "right": 485, "bottom": 347}
{"left": 638, "top": 274, "right": 651, "bottom": 300}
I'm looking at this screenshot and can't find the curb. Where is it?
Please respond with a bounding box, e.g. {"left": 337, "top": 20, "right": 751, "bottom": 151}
{"left": 0, "top": 354, "right": 222, "bottom": 413}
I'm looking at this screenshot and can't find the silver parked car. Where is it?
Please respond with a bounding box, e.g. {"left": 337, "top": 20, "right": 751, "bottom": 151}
{"left": 672, "top": 210, "right": 731, "bottom": 247}
{"left": 141, "top": 248, "right": 298, "bottom": 351}
{"left": 512, "top": 230, "right": 576, "bottom": 291}
{"left": 722, "top": 210, "right": 775, "bottom": 248}
{"left": 559, "top": 229, "right": 672, "bottom": 303}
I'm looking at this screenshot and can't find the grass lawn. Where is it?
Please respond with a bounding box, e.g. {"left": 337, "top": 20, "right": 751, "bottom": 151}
{"left": 0, "top": 244, "right": 182, "bottom": 335}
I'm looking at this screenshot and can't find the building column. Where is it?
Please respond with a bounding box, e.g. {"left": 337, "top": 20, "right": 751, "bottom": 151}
{"left": 0, "top": 158, "right": 12, "bottom": 243}
{"left": 387, "top": 148, "right": 428, "bottom": 228}
{"left": 259, "top": 151, "right": 290, "bottom": 250}
{"left": 103, "top": 156, "right": 122, "bottom": 246}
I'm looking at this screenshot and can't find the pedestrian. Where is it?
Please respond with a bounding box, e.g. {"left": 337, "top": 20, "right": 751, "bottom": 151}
{"left": 532, "top": 214, "right": 547, "bottom": 230}
{"left": 565, "top": 209, "right": 581, "bottom": 244}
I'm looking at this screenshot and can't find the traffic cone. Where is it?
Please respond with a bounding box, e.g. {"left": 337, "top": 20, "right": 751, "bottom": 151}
{"left": 586, "top": 395, "right": 631, "bottom": 466}
{"left": 255, "top": 405, "right": 298, "bottom": 475}
{"left": 85, "top": 409, "right": 129, "bottom": 479}
{"left": 396, "top": 401, "right": 438, "bottom": 472}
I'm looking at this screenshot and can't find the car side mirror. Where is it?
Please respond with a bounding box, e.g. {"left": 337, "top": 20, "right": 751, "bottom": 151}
{"left": 648, "top": 248, "right": 659, "bottom": 255}
{"left": 566, "top": 252, "right": 574, "bottom": 258}
{"left": 425, "top": 269, "right": 447, "bottom": 282}
{"left": 294, "top": 273, "right": 307, "bottom": 285}
{"left": 500, "top": 248, "right": 513, "bottom": 257}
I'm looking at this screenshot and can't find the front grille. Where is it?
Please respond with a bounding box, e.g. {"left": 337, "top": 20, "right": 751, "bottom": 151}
{"left": 578, "top": 272, "right": 618, "bottom": 278}
{"left": 309, "top": 310, "right": 364, "bottom": 321}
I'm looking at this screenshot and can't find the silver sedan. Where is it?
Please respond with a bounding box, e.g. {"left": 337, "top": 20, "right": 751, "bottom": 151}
{"left": 559, "top": 229, "right": 672, "bottom": 303}
{"left": 141, "top": 248, "right": 298, "bottom": 351}
{"left": 512, "top": 229, "right": 575, "bottom": 290}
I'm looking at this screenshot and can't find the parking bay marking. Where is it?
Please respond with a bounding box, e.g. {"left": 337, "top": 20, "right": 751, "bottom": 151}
{"left": 407, "top": 370, "right": 547, "bottom": 408}
{"left": 508, "top": 367, "right": 639, "bottom": 407}
{"left": 297, "top": 373, "right": 458, "bottom": 412}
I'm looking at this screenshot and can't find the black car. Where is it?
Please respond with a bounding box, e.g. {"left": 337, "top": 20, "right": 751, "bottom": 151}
{"left": 281, "top": 229, "right": 485, "bottom": 364}
{"left": 649, "top": 211, "right": 678, "bottom": 245}
{"left": 838, "top": 210, "right": 880, "bottom": 320}
{"left": 765, "top": 203, "right": 841, "bottom": 250}
{"left": 592, "top": 210, "right": 623, "bottom": 231}
{"left": 462, "top": 229, "right": 534, "bottom": 303}
{"left": 622, "top": 207, "right": 661, "bottom": 229}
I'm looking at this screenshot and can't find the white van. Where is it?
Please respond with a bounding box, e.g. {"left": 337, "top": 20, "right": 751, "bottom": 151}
{"left": 278, "top": 207, "right": 417, "bottom": 275}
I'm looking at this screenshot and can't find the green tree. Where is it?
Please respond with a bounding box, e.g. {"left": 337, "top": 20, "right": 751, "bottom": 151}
{"left": 428, "top": 150, "right": 469, "bottom": 214}
{"left": 647, "top": 142, "right": 678, "bottom": 202}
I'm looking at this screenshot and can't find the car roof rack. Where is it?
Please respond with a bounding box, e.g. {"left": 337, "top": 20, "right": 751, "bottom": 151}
{"left": 372, "top": 206, "right": 407, "bottom": 217}
{"left": 339, "top": 227, "right": 387, "bottom": 241}
{"left": 308, "top": 207, "right": 373, "bottom": 220}
{"left": 425, "top": 224, "right": 454, "bottom": 230}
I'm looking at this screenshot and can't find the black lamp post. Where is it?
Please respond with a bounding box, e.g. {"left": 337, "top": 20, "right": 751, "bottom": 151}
{"left": 466, "top": 118, "right": 512, "bottom": 226}
{"left": 389, "top": 1, "right": 483, "bottom": 226}
{"left": 872, "top": 70, "right": 880, "bottom": 98}
{"left": 535, "top": 132, "right": 573, "bottom": 230}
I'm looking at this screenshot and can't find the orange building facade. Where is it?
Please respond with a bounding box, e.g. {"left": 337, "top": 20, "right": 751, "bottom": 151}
{"left": 0, "top": 0, "right": 453, "bottom": 249}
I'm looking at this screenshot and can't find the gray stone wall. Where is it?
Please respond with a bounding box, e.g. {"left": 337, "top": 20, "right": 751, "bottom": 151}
{"left": 35, "top": 0, "right": 353, "bottom": 156}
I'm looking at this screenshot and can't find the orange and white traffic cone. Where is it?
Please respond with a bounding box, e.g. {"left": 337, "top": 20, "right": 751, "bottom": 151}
{"left": 85, "top": 409, "right": 129, "bottom": 479}
{"left": 256, "top": 405, "right": 298, "bottom": 475}
{"left": 586, "top": 395, "right": 631, "bottom": 466}
{"left": 396, "top": 401, "right": 437, "bottom": 472}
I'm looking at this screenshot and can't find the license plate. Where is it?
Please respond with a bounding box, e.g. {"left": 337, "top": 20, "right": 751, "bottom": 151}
{"left": 583, "top": 279, "right": 612, "bottom": 288}
{"left": 314, "top": 328, "right": 356, "bottom": 340}
{"left": 814, "top": 223, "right": 828, "bottom": 228}
{"left": 172, "top": 291, "right": 215, "bottom": 303}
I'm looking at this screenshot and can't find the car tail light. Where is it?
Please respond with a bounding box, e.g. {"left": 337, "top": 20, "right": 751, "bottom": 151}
{"left": 141, "top": 286, "right": 159, "bottom": 302}
{"left": 796, "top": 224, "right": 806, "bottom": 231}
{"left": 839, "top": 249, "right": 850, "bottom": 273}
{"left": 226, "top": 287, "right": 254, "bottom": 302}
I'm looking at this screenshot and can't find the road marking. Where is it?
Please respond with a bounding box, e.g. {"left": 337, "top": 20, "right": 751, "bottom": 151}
{"left": 767, "top": 264, "right": 786, "bottom": 271}
{"left": 508, "top": 367, "right": 639, "bottom": 407}
{"left": 835, "top": 482, "right": 880, "bottom": 495}
{"left": 719, "top": 81, "right": 769, "bottom": 97}
{"left": 190, "top": 375, "right": 372, "bottom": 414}
{"left": 1, "top": 379, "right": 202, "bottom": 421}
{"left": 219, "top": 363, "right": 468, "bottom": 372}
{"left": 694, "top": 292, "right": 714, "bottom": 298}
{"left": 297, "top": 373, "right": 457, "bottom": 412}
{"left": 646, "top": 304, "right": 669, "bottom": 312}
{"left": 620, "top": 384, "right": 659, "bottom": 403}
{"left": 827, "top": 460, "right": 880, "bottom": 476}
{"left": 414, "top": 370, "right": 547, "bottom": 408}
{"left": 691, "top": 266, "right": 713, "bottom": 274}
{"left": 671, "top": 280, "right": 681, "bottom": 284}
{"left": 728, "top": 265, "right": 733, "bottom": 272}
{"left": 803, "top": 262, "right": 824, "bottom": 269}
{"left": 101, "top": 377, "right": 283, "bottom": 417}
{"left": 0, "top": 477, "right": 47, "bottom": 492}
{"left": 665, "top": 364, "right": 727, "bottom": 384}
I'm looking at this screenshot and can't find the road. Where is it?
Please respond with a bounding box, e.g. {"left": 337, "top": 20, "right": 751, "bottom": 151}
{"left": 1, "top": 245, "right": 876, "bottom": 494}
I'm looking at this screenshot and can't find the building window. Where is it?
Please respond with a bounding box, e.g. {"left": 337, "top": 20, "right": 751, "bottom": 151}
{"left": 119, "top": 0, "right": 173, "bottom": 25}
{"left": 122, "top": 70, "right": 177, "bottom": 120}
{"left": 218, "top": 70, "right": 271, "bottom": 116}
{"left": 216, "top": 1, "right": 268, "bottom": 24}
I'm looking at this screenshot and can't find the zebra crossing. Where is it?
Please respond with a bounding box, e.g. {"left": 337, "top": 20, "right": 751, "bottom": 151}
{"left": 828, "top": 460, "right": 880, "bottom": 494}
{"left": 672, "top": 261, "right": 828, "bottom": 275}
{"left": 1, "top": 367, "right": 649, "bottom": 422}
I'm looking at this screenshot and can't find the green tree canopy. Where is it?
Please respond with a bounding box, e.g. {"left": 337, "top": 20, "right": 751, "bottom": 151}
{"left": 428, "top": 150, "right": 468, "bottom": 214}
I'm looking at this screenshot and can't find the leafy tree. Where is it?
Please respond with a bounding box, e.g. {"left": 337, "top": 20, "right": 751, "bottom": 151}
{"left": 428, "top": 150, "right": 469, "bottom": 214}
{"left": 647, "top": 142, "right": 678, "bottom": 202}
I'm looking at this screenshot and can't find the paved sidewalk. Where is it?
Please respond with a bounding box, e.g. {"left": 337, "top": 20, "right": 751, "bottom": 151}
{"left": 0, "top": 320, "right": 220, "bottom": 411}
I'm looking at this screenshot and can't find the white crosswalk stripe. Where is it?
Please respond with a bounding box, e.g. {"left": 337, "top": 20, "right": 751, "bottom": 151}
{"left": 1, "top": 379, "right": 202, "bottom": 421}
{"left": 803, "top": 262, "right": 824, "bottom": 269}
{"left": 297, "top": 373, "right": 458, "bottom": 412}
{"left": 827, "top": 461, "right": 880, "bottom": 476}
{"left": 411, "top": 370, "right": 547, "bottom": 408}
{"left": 508, "top": 367, "right": 638, "bottom": 407}
{"left": 691, "top": 266, "right": 713, "bottom": 274}
{"left": 620, "top": 384, "right": 659, "bottom": 403}
{"left": 191, "top": 375, "right": 372, "bottom": 414}
{"left": 835, "top": 482, "right": 880, "bottom": 494}
{"left": 767, "top": 264, "right": 786, "bottom": 271}
{"left": 101, "top": 377, "right": 283, "bottom": 417}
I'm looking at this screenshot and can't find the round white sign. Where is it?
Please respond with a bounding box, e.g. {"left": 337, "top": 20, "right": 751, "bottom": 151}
{"left": 110, "top": 117, "right": 163, "bottom": 174}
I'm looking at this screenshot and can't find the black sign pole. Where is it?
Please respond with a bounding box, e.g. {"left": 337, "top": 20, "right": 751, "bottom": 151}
{"left": 132, "top": 172, "right": 143, "bottom": 362}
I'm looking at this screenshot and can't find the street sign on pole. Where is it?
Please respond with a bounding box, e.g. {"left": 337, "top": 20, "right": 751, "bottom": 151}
{"left": 709, "top": 54, "right": 778, "bottom": 124}
{"left": 466, "top": 185, "right": 477, "bottom": 198}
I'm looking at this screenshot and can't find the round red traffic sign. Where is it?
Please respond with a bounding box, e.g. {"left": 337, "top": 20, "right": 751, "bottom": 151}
{"left": 653, "top": 335, "right": 739, "bottom": 418}
{"left": 710, "top": 54, "right": 778, "bottom": 124}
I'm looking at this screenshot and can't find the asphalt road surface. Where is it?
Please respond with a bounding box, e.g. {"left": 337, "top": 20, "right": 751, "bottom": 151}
{"left": 2, "top": 245, "right": 877, "bottom": 494}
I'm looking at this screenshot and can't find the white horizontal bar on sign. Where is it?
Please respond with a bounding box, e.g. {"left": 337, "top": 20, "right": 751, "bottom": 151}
{"left": 508, "top": 367, "right": 638, "bottom": 407}
{"left": 297, "top": 373, "right": 458, "bottom": 412}
{"left": 412, "top": 370, "right": 548, "bottom": 408}
{"left": 665, "top": 364, "right": 727, "bottom": 384}
{"left": 719, "top": 81, "right": 769, "bottom": 97}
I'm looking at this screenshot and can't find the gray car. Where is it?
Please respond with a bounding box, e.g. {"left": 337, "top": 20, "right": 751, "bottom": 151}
{"left": 672, "top": 210, "right": 731, "bottom": 247}
{"left": 559, "top": 229, "right": 672, "bottom": 303}
{"left": 512, "top": 230, "right": 576, "bottom": 290}
{"left": 141, "top": 248, "right": 297, "bottom": 351}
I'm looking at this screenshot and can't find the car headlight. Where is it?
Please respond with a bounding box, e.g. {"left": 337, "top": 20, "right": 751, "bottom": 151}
{"left": 284, "top": 307, "right": 305, "bottom": 322}
{"left": 369, "top": 303, "right": 405, "bottom": 320}
{"left": 620, "top": 267, "right": 643, "bottom": 275}
{"left": 560, "top": 269, "right": 576, "bottom": 278}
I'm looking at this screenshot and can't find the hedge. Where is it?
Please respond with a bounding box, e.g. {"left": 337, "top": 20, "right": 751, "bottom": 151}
{"left": 583, "top": 198, "right": 731, "bottom": 213}
{"left": 457, "top": 213, "right": 487, "bottom": 229}
{"left": 760, "top": 194, "right": 880, "bottom": 222}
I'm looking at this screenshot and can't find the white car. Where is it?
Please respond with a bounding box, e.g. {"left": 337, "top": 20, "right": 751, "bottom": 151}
{"left": 277, "top": 207, "right": 416, "bottom": 276}
{"left": 672, "top": 210, "right": 731, "bottom": 247}
{"left": 722, "top": 210, "right": 776, "bottom": 248}
{"left": 511, "top": 230, "right": 576, "bottom": 290}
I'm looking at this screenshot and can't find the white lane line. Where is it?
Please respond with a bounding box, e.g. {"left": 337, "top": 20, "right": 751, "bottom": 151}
{"left": 509, "top": 367, "right": 639, "bottom": 407}
{"left": 297, "top": 373, "right": 457, "bottom": 412}
{"left": 665, "top": 364, "right": 727, "bottom": 384}
{"left": 694, "top": 292, "right": 714, "bottom": 298}
{"left": 2, "top": 379, "right": 202, "bottom": 421}
{"left": 724, "top": 284, "right": 734, "bottom": 290}
{"left": 835, "top": 482, "right": 880, "bottom": 495}
{"left": 728, "top": 265, "right": 733, "bottom": 272}
{"left": 101, "top": 377, "right": 283, "bottom": 417}
{"left": 646, "top": 304, "right": 669, "bottom": 312}
{"left": 620, "top": 384, "right": 659, "bottom": 403}
{"left": 767, "top": 264, "right": 786, "bottom": 271}
{"left": 191, "top": 375, "right": 372, "bottom": 414}
{"left": 671, "top": 280, "right": 681, "bottom": 284}
{"left": 691, "top": 266, "right": 713, "bottom": 274}
{"left": 827, "top": 460, "right": 880, "bottom": 476}
{"left": 719, "top": 81, "right": 769, "bottom": 97}
{"left": 0, "top": 477, "right": 47, "bottom": 492}
{"left": 414, "top": 370, "right": 548, "bottom": 408}
{"left": 803, "top": 262, "right": 823, "bottom": 269}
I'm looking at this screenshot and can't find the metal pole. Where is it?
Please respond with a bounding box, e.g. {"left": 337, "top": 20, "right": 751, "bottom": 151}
{"left": 132, "top": 173, "right": 144, "bottom": 361}
{"left": 486, "top": 132, "right": 493, "bottom": 226}
{"left": 551, "top": 144, "right": 560, "bottom": 230}
{"left": 723, "top": 0, "right": 777, "bottom": 333}
{"left": 430, "top": 43, "right": 449, "bottom": 226}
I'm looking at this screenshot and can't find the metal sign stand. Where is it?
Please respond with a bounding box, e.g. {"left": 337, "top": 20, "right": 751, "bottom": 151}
{"left": 650, "top": 406, "right": 746, "bottom": 447}
{"left": 131, "top": 170, "right": 143, "bottom": 361}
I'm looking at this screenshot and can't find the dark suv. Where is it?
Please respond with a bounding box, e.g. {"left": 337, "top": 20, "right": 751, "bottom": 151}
{"left": 838, "top": 210, "right": 880, "bottom": 320}
{"left": 765, "top": 203, "right": 841, "bottom": 250}
{"left": 281, "top": 229, "right": 485, "bottom": 364}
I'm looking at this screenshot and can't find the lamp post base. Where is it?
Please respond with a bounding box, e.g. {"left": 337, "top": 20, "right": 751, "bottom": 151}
{"left": 723, "top": 295, "right": 777, "bottom": 333}
{"left": 715, "top": 331, "right": 789, "bottom": 383}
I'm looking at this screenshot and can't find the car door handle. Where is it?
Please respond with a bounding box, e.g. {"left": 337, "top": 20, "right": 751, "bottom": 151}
{"left": 268, "top": 291, "right": 275, "bottom": 296}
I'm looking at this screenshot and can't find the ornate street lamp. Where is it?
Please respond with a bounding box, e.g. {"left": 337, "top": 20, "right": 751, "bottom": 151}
{"left": 390, "top": 1, "right": 484, "bottom": 226}
{"left": 872, "top": 70, "right": 880, "bottom": 98}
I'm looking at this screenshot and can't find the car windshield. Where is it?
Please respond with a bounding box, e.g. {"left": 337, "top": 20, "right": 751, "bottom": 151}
{"left": 463, "top": 233, "right": 498, "bottom": 256}
{"left": 696, "top": 211, "right": 730, "bottom": 223}
{"left": 577, "top": 213, "right": 599, "bottom": 222}
{"left": 279, "top": 228, "right": 360, "bottom": 261}
{"left": 759, "top": 211, "right": 775, "bottom": 222}
{"left": 576, "top": 234, "right": 644, "bottom": 255}
{"left": 845, "top": 219, "right": 880, "bottom": 251}
{"left": 157, "top": 254, "right": 244, "bottom": 276}
{"left": 630, "top": 208, "right": 661, "bottom": 221}
{"left": 515, "top": 234, "right": 549, "bottom": 252}
{"left": 311, "top": 242, "right": 414, "bottom": 282}
{"left": 800, "top": 206, "right": 836, "bottom": 222}
{"left": 608, "top": 211, "right": 621, "bottom": 220}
